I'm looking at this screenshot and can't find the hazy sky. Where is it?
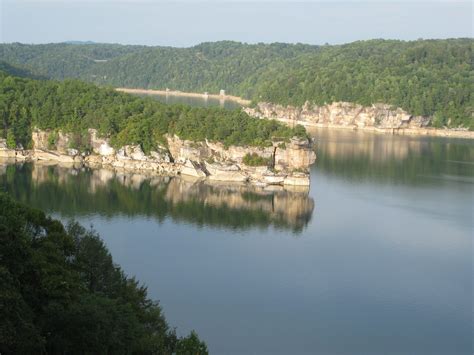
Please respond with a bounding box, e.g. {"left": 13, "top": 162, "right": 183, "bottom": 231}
{"left": 1, "top": 0, "right": 472, "bottom": 46}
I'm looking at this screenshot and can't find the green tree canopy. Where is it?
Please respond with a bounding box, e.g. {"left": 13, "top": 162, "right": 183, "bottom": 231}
{"left": 1, "top": 39, "right": 472, "bottom": 128}
{"left": 0, "top": 192, "right": 207, "bottom": 354}
{"left": 0, "top": 71, "right": 307, "bottom": 151}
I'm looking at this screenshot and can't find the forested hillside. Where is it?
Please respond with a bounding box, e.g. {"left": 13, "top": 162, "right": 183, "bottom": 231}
{"left": 0, "top": 39, "right": 472, "bottom": 128}
{"left": 0, "top": 192, "right": 207, "bottom": 354}
{"left": 0, "top": 71, "right": 306, "bottom": 151}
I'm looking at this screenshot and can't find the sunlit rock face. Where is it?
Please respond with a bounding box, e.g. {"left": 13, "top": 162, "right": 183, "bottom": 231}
{"left": 166, "top": 135, "right": 315, "bottom": 185}
{"left": 8, "top": 128, "right": 316, "bottom": 186}
{"left": 274, "top": 137, "right": 316, "bottom": 171}
{"left": 204, "top": 162, "right": 248, "bottom": 183}
{"left": 244, "top": 102, "right": 432, "bottom": 129}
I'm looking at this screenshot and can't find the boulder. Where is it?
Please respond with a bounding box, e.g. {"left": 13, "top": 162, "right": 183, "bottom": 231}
{"left": 67, "top": 148, "right": 79, "bottom": 156}
{"left": 99, "top": 142, "right": 115, "bottom": 156}
{"left": 128, "top": 145, "right": 147, "bottom": 161}
{"left": 262, "top": 174, "right": 286, "bottom": 185}
{"left": 116, "top": 147, "right": 130, "bottom": 160}
{"left": 150, "top": 149, "right": 171, "bottom": 163}
{"left": 284, "top": 173, "right": 310, "bottom": 186}
{"left": 205, "top": 162, "right": 248, "bottom": 182}
{"left": 180, "top": 160, "right": 206, "bottom": 178}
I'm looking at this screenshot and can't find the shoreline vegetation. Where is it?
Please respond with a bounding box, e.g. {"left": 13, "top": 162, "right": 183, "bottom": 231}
{"left": 119, "top": 88, "right": 474, "bottom": 139}
{"left": 1, "top": 39, "right": 472, "bottom": 129}
{"left": 0, "top": 192, "right": 208, "bottom": 354}
{"left": 0, "top": 71, "right": 315, "bottom": 186}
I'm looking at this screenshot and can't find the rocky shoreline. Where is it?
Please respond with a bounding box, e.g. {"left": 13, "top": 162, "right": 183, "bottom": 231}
{"left": 0, "top": 129, "right": 316, "bottom": 186}
{"left": 244, "top": 102, "right": 474, "bottom": 139}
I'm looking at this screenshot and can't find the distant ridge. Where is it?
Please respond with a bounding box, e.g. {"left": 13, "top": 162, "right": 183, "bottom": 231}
{"left": 0, "top": 61, "right": 46, "bottom": 80}
{"left": 0, "top": 39, "right": 471, "bottom": 128}
{"left": 63, "top": 40, "right": 97, "bottom": 45}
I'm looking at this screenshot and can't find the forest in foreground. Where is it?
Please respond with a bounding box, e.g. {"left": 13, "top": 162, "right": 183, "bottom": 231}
{"left": 0, "top": 192, "right": 208, "bottom": 354}
{"left": 0, "top": 39, "right": 472, "bottom": 129}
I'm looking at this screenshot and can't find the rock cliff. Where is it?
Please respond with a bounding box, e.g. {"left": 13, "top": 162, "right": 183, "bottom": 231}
{"left": 244, "top": 101, "right": 432, "bottom": 130}
{"left": 244, "top": 101, "right": 474, "bottom": 138}
{"left": 0, "top": 128, "right": 316, "bottom": 186}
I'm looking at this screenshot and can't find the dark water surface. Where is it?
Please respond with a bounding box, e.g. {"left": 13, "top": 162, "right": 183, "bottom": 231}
{"left": 1, "top": 129, "right": 472, "bottom": 355}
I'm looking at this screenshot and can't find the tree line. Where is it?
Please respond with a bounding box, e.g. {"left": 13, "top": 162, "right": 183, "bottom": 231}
{"left": 0, "top": 39, "right": 472, "bottom": 129}
{"left": 0, "top": 70, "right": 307, "bottom": 152}
{"left": 0, "top": 192, "right": 208, "bottom": 354}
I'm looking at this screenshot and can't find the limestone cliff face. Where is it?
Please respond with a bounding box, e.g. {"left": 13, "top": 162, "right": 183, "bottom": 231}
{"left": 166, "top": 135, "right": 315, "bottom": 169}
{"left": 31, "top": 130, "right": 74, "bottom": 153}
{"left": 1, "top": 128, "right": 316, "bottom": 186}
{"left": 244, "top": 102, "right": 432, "bottom": 130}
{"left": 166, "top": 134, "right": 316, "bottom": 185}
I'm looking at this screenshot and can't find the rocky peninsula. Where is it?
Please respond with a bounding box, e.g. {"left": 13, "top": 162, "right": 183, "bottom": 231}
{"left": 244, "top": 102, "right": 474, "bottom": 139}
{"left": 0, "top": 129, "right": 316, "bottom": 186}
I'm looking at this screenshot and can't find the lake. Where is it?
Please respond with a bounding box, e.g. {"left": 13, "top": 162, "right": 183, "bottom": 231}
{"left": 1, "top": 128, "right": 472, "bottom": 355}
{"left": 139, "top": 92, "right": 244, "bottom": 110}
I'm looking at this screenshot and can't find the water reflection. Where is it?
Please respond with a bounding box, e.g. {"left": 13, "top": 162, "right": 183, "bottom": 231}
{"left": 1, "top": 129, "right": 472, "bottom": 354}
{"left": 0, "top": 161, "right": 314, "bottom": 233}
{"left": 310, "top": 128, "right": 474, "bottom": 185}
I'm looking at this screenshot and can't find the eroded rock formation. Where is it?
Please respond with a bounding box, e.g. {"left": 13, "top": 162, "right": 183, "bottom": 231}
{"left": 244, "top": 102, "right": 432, "bottom": 130}
{"left": 0, "top": 128, "right": 316, "bottom": 186}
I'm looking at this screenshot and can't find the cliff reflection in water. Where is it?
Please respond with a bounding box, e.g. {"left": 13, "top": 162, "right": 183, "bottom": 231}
{"left": 0, "top": 161, "right": 314, "bottom": 233}
{"left": 310, "top": 128, "right": 474, "bottom": 185}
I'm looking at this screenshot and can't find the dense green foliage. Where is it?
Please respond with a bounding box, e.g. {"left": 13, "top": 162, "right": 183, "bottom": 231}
{"left": 0, "top": 71, "right": 306, "bottom": 151}
{"left": 0, "top": 41, "right": 317, "bottom": 93}
{"left": 1, "top": 39, "right": 472, "bottom": 128}
{"left": 0, "top": 43, "right": 146, "bottom": 80}
{"left": 252, "top": 39, "right": 473, "bottom": 129}
{"left": 242, "top": 153, "right": 271, "bottom": 166}
{"left": 0, "top": 192, "right": 207, "bottom": 354}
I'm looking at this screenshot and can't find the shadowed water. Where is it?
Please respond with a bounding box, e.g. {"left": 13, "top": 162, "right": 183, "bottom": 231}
{"left": 1, "top": 128, "right": 472, "bottom": 355}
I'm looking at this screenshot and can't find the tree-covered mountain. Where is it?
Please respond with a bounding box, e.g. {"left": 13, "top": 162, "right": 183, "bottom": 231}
{"left": 0, "top": 71, "right": 306, "bottom": 151}
{"left": 0, "top": 192, "right": 207, "bottom": 354}
{"left": 0, "top": 39, "right": 472, "bottom": 128}
{"left": 0, "top": 42, "right": 146, "bottom": 80}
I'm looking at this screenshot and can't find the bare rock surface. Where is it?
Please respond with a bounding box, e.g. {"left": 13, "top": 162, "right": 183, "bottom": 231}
{"left": 244, "top": 101, "right": 432, "bottom": 129}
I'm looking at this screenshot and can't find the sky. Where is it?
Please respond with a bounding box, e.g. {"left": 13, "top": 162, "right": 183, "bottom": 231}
{"left": 1, "top": 0, "right": 472, "bottom": 46}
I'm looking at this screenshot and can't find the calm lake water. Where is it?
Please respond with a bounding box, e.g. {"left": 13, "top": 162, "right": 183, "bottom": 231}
{"left": 1, "top": 128, "right": 472, "bottom": 355}
{"left": 139, "top": 92, "right": 243, "bottom": 110}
